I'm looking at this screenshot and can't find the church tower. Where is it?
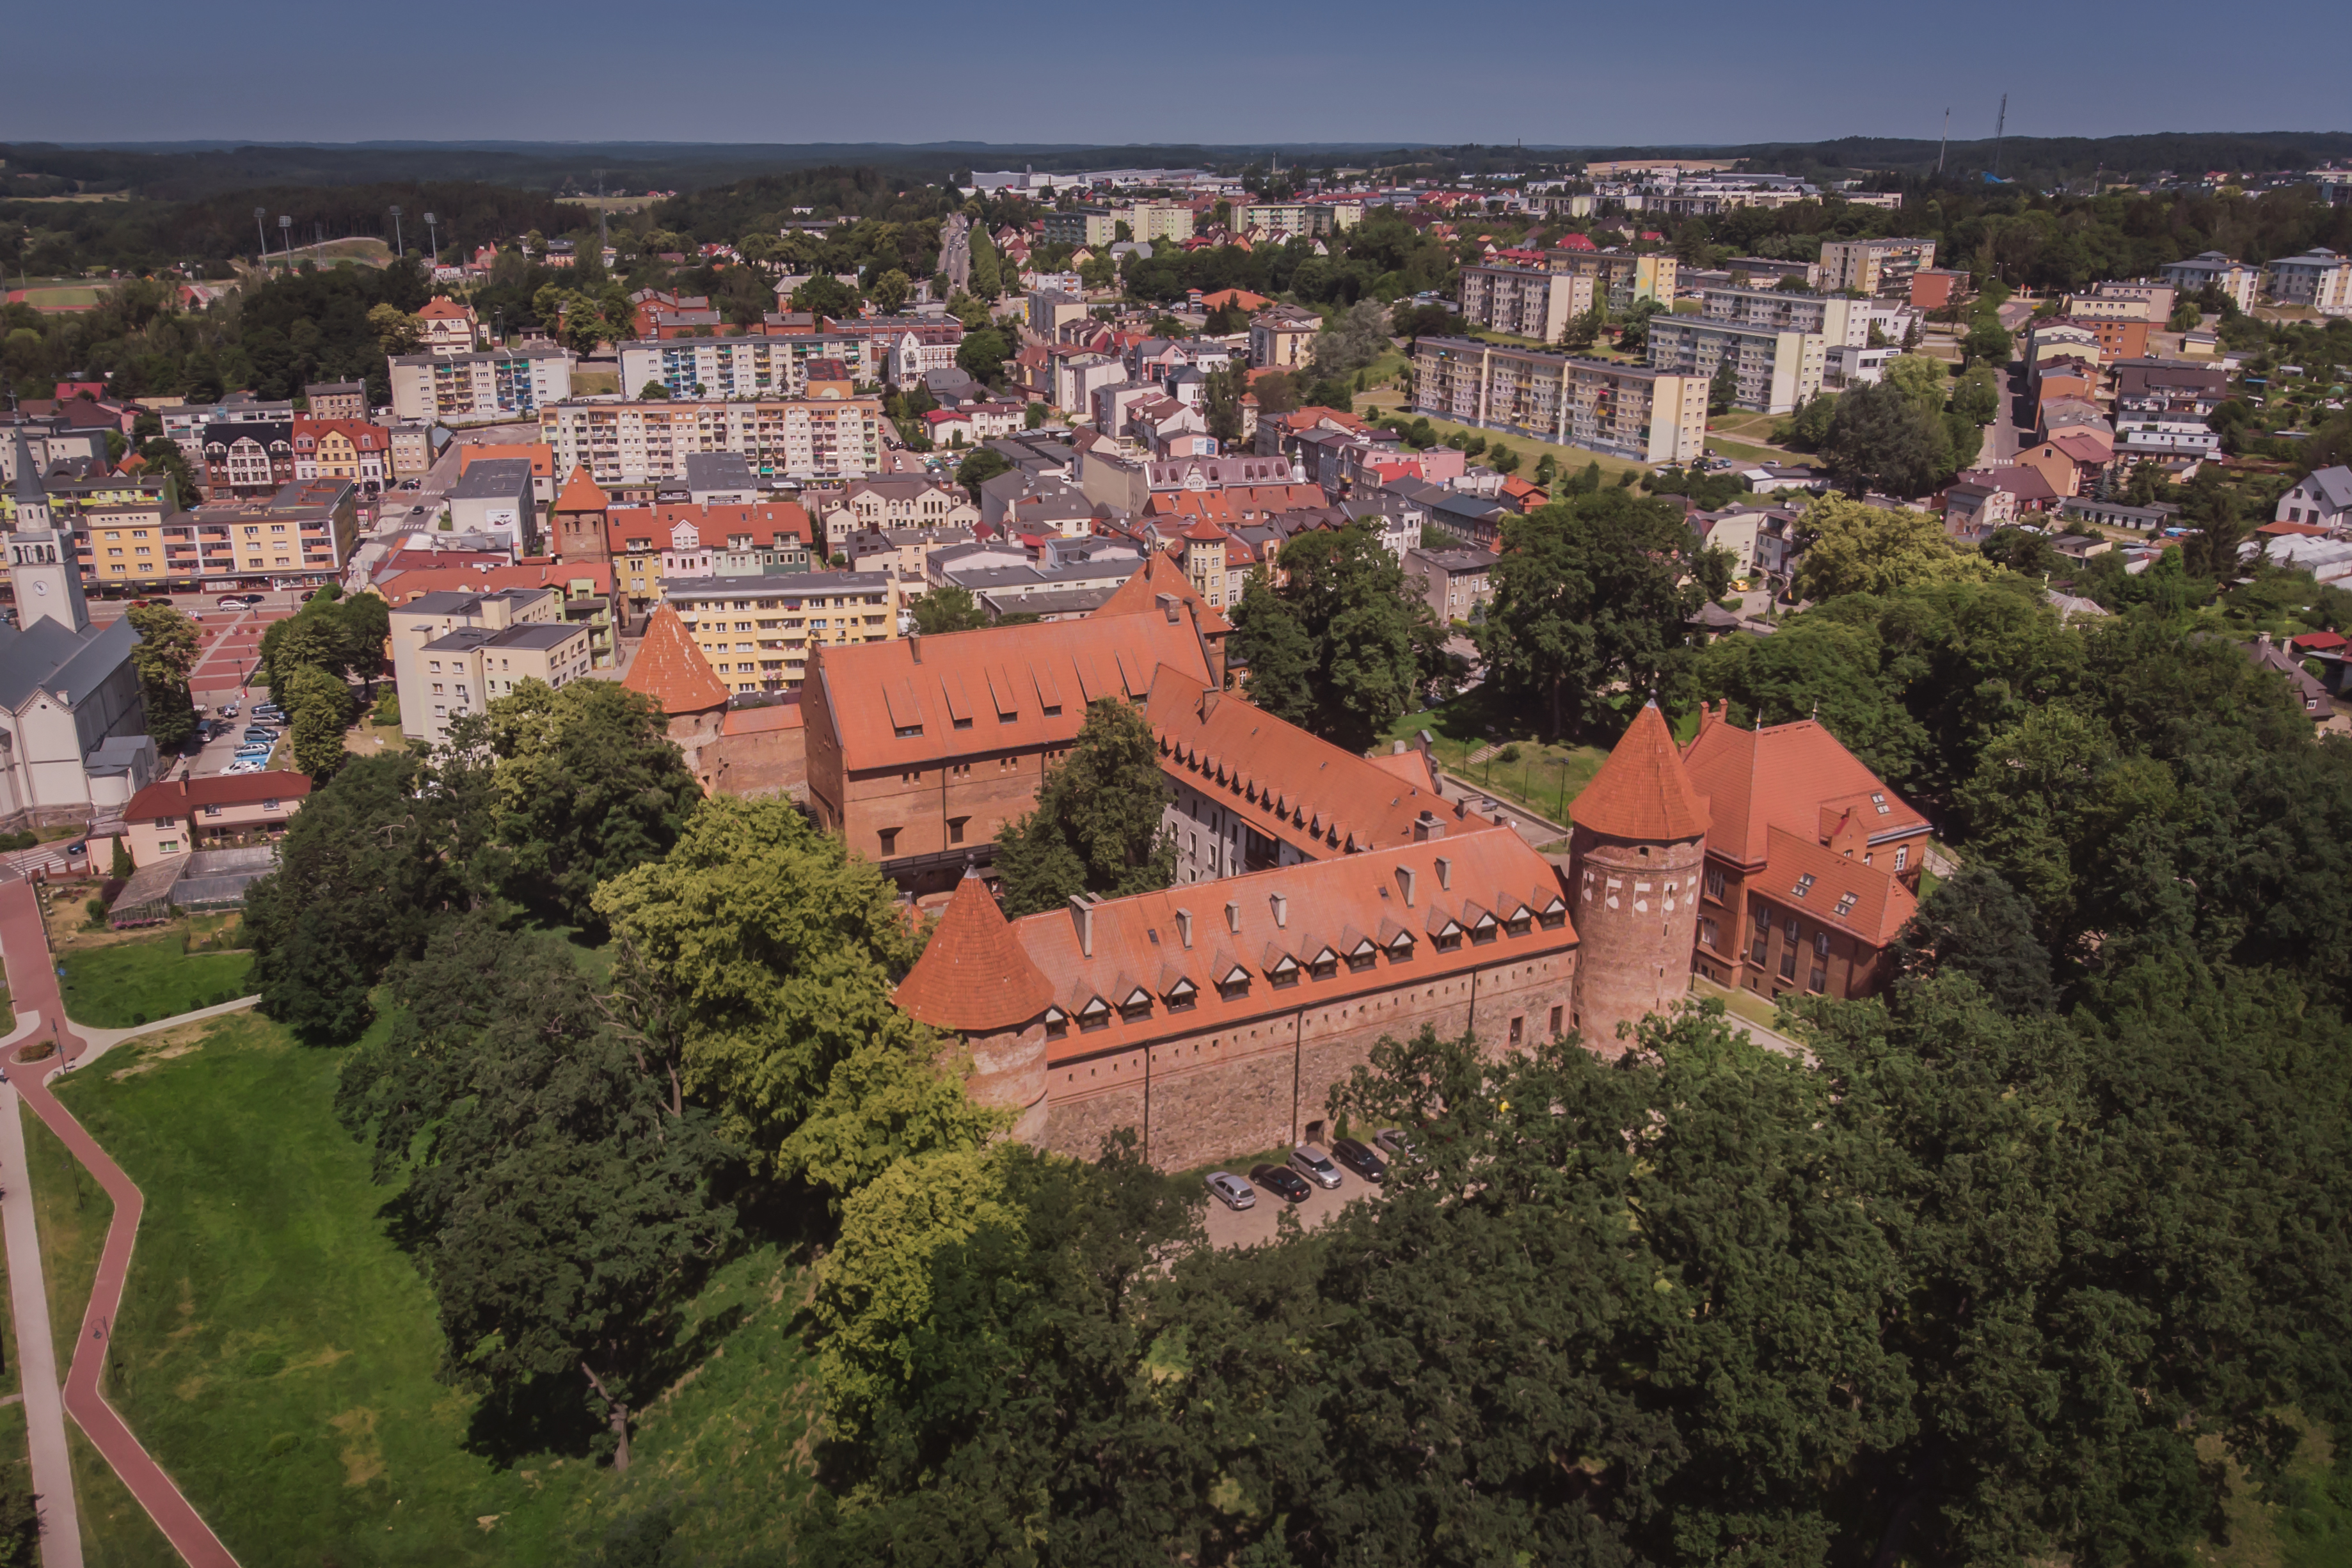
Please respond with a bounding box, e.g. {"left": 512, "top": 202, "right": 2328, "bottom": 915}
{"left": 1566, "top": 702, "right": 1710, "bottom": 1050}
{"left": 8, "top": 425, "right": 88, "bottom": 634}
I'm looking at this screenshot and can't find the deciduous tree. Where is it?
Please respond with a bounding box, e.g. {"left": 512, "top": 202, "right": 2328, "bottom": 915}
{"left": 1228, "top": 523, "right": 1439, "bottom": 752}
{"left": 993, "top": 697, "right": 1173, "bottom": 917}
{"left": 124, "top": 603, "right": 199, "bottom": 750}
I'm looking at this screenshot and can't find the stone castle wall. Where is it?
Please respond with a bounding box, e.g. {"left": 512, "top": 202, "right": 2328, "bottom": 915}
{"left": 1568, "top": 827, "right": 1705, "bottom": 1052}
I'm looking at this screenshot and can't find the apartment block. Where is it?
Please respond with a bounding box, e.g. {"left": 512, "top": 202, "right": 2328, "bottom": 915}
{"left": 660, "top": 570, "right": 898, "bottom": 693}
{"left": 1818, "top": 237, "right": 1937, "bottom": 296}
{"left": 1410, "top": 337, "right": 1705, "bottom": 463}
{"left": 2158, "top": 251, "right": 2261, "bottom": 313}
{"left": 1115, "top": 202, "right": 1195, "bottom": 242}
{"left": 1696, "top": 288, "right": 1868, "bottom": 346}
{"left": 388, "top": 587, "right": 592, "bottom": 745}
{"left": 616, "top": 335, "right": 878, "bottom": 400}
{"left": 541, "top": 399, "right": 886, "bottom": 486}
{"left": 1646, "top": 318, "right": 1824, "bottom": 414}
{"left": 1041, "top": 209, "right": 1118, "bottom": 247}
{"left": 182, "top": 479, "right": 360, "bottom": 587}
{"left": 1236, "top": 203, "right": 1336, "bottom": 237}
{"left": 388, "top": 348, "right": 575, "bottom": 424}
{"left": 303, "top": 382, "right": 368, "bottom": 420}
{"left": 2263, "top": 248, "right": 2351, "bottom": 314}
{"left": 1458, "top": 265, "right": 1594, "bottom": 342}
{"left": 1552, "top": 251, "right": 1678, "bottom": 311}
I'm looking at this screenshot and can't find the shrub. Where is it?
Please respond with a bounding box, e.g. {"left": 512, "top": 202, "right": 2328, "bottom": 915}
{"left": 370, "top": 688, "right": 400, "bottom": 726}
{"left": 84, "top": 896, "right": 108, "bottom": 927}
{"left": 1496, "top": 742, "right": 1523, "bottom": 765}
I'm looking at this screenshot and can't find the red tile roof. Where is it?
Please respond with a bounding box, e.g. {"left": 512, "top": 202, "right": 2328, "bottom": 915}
{"left": 553, "top": 464, "right": 609, "bottom": 514}
{"left": 459, "top": 443, "right": 555, "bottom": 479}
{"left": 893, "top": 869, "right": 1058, "bottom": 1033}
{"left": 1001, "top": 826, "right": 1571, "bottom": 1065}
{"left": 125, "top": 771, "right": 312, "bottom": 822}
{"left": 1758, "top": 825, "right": 1917, "bottom": 945}
{"left": 722, "top": 701, "right": 804, "bottom": 735}
{"left": 418, "top": 297, "right": 470, "bottom": 319}
{"left": 1148, "top": 670, "right": 1454, "bottom": 855}
{"left": 374, "top": 560, "right": 614, "bottom": 601}
{"left": 293, "top": 417, "right": 390, "bottom": 451}
{"left": 1573, "top": 704, "right": 1710, "bottom": 843}
{"left": 2291, "top": 630, "right": 2348, "bottom": 652}
{"left": 1092, "top": 553, "right": 1233, "bottom": 635}
{"left": 624, "top": 606, "right": 729, "bottom": 715}
{"left": 604, "top": 502, "right": 812, "bottom": 553}
{"left": 1143, "top": 485, "right": 1326, "bottom": 523}
{"left": 1680, "top": 704, "right": 1928, "bottom": 869}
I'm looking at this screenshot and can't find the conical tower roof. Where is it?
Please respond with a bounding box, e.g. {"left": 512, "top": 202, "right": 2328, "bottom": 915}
{"left": 893, "top": 870, "right": 1055, "bottom": 1033}
{"left": 553, "top": 463, "right": 608, "bottom": 513}
{"left": 10, "top": 425, "right": 44, "bottom": 507}
{"left": 623, "top": 606, "right": 729, "bottom": 716}
{"left": 1572, "top": 702, "right": 1710, "bottom": 843}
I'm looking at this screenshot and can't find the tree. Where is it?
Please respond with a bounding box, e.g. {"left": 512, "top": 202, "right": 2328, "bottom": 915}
{"left": 1964, "top": 318, "right": 2013, "bottom": 367}
{"left": 1785, "top": 391, "right": 1838, "bottom": 450}
{"left": 793, "top": 274, "right": 859, "bottom": 322}
{"left": 1228, "top": 524, "right": 1438, "bottom": 752}
{"left": 1697, "top": 612, "right": 1932, "bottom": 786}
{"left": 953, "top": 445, "right": 1011, "bottom": 503}
{"left": 1950, "top": 363, "right": 2003, "bottom": 426}
{"left": 2168, "top": 297, "right": 2205, "bottom": 332}
{"left": 1561, "top": 303, "right": 1604, "bottom": 352}
{"left": 912, "top": 586, "right": 989, "bottom": 635}
{"left": 441, "top": 679, "right": 702, "bottom": 928}
{"left": 967, "top": 228, "right": 1001, "bottom": 299}
{"left": 593, "top": 797, "right": 992, "bottom": 1193}
{"left": 1883, "top": 352, "right": 1950, "bottom": 422}
{"left": 1891, "top": 862, "right": 2056, "bottom": 1014}
{"left": 244, "top": 752, "right": 468, "bottom": 1041}
{"left": 993, "top": 697, "right": 1174, "bottom": 918}
{"left": 123, "top": 603, "right": 199, "bottom": 750}
{"left": 1790, "top": 494, "right": 1990, "bottom": 601}
{"left": 1200, "top": 360, "right": 1247, "bottom": 448}
{"left": 1707, "top": 355, "right": 1739, "bottom": 415}
{"left": 336, "top": 923, "right": 736, "bottom": 1473}
{"left": 955, "top": 328, "right": 1009, "bottom": 386}
{"left": 2179, "top": 466, "right": 2253, "bottom": 580}
{"left": 284, "top": 665, "right": 354, "bottom": 781}
{"left": 1818, "top": 381, "right": 1955, "bottom": 498}
{"left": 869, "top": 269, "right": 913, "bottom": 315}
{"left": 365, "top": 302, "right": 421, "bottom": 355}
{"left": 1310, "top": 299, "right": 1392, "bottom": 379}
{"left": 1475, "top": 489, "right": 1706, "bottom": 736}
{"left": 134, "top": 438, "right": 202, "bottom": 506}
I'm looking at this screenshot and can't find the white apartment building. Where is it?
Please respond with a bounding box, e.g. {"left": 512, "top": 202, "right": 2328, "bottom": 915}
{"left": 388, "top": 349, "right": 575, "bottom": 425}
{"left": 2262, "top": 249, "right": 2352, "bottom": 315}
{"left": 1458, "top": 265, "right": 1594, "bottom": 343}
{"left": 541, "top": 399, "right": 886, "bottom": 486}
{"left": 1818, "top": 237, "right": 1937, "bottom": 296}
{"left": 1696, "top": 288, "right": 1868, "bottom": 347}
{"left": 1410, "top": 337, "right": 1705, "bottom": 463}
{"left": 616, "top": 335, "right": 879, "bottom": 400}
{"left": 1646, "top": 318, "right": 1824, "bottom": 414}
{"left": 2159, "top": 251, "right": 2261, "bottom": 313}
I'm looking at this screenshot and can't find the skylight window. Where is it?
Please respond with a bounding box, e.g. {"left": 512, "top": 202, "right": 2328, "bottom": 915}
{"left": 1793, "top": 873, "right": 1816, "bottom": 898}
{"left": 1834, "top": 891, "right": 1859, "bottom": 916}
{"left": 1871, "top": 792, "right": 1891, "bottom": 816}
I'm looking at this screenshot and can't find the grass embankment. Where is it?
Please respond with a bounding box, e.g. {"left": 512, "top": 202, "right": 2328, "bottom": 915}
{"left": 1353, "top": 392, "right": 1657, "bottom": 487}
{"left": 1388, "top": 692, "right": 1607, "bottom": 831}
{"left": 56, "top": 921, "right": 251, "bottom": 1029}
{"left": 44, "top": 1012, "right": 822, "bottom": 1565}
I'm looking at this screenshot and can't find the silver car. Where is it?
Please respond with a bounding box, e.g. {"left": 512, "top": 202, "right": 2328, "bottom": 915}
{"left": 1204, "top": 1171, "right": 1256, "bottom": 1210}
{"left": 1289, "top": 1144, "right": 1342, "bottom": 1189}
{"left": 1374, "top": 1127, "right": 1420, "bottom": 1163}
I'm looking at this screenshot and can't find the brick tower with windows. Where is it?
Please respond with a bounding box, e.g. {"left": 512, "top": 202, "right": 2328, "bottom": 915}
{"left": 891, "top": 866, "right": 1058, "bottom": 1143}
{"left": 1566, "top": 701, "right": 1710, "bottom": 1049}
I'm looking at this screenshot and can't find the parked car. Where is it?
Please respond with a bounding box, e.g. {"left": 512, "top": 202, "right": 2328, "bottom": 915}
{"left": 219, "top": 701, "right": 240, "bottom": 718}
{"left": 216, "top": 594, "right": 258, "bottom": 610}
{"left": 242, "top": 726, "right": 278, "bottom": 742}
{"left": 1330, "top": 1137, "right": 1387, "bottom": 1185}
{"left": 1248, "top": 1162, "right": 1312, "bottom": 1203}
{"left": 1204, "top": 1171, "right": 1255, "bottom": 1210}
{"left": 252, "top": 703, "right": 284, "bottom": 720}
{"left": 225, "top": 759, "right": 265, "bottom": 775}
{"left": 1288, "top": 1144, "right": 1342, "bottom": 1190}
{"left": 233, "top": 745, "right": 273, "bottom": 761}
{"left": 1373, "top": 1127, "right": 1420, "bottom": 1164}
{"left": 195, "top": 720, "right": 216, "bottom": 743}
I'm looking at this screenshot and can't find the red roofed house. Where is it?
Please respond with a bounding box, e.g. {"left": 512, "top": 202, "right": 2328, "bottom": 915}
{"left": 417, "top": 296, "right": 479, "bottom": 355}
{"left": 552, "top": 465, "right": 612, "bottom": 567}
{"left": 2292, "top": 630, "right": 2349, "bottom": 654}
{"left": 1678, "top": 702, "right": 1931, "bottom": 1002}
{"left": 458, "top": 442, "right": 558, "bottom": 504}
{"left": 122, "top": 771, "right": 313, "bottom": 866}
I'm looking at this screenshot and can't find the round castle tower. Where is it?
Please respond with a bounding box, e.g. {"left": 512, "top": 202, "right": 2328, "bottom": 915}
{"left": 1566, "top": 702, "right": 1711, "bottom": 1051}
{"left": 891, "top": 868, "right": 1056, "bottom": 1144}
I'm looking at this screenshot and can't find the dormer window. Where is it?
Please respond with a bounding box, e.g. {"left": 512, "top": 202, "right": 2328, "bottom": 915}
{"left": 1309, "top": 947, "right": 1339, "bottom": 981}
{"left": 1044, "top": 1006, "right": 1069, "bottom": 1040}
{"left": 1118, "top": 986, "right": 1152, "bottom": 1023}
{"left": 1346, "top": 937, "right": 1378, "bottom": 973}
{"left": 1834, "top": 891, "right": 1859, "bottom": 916}
{"left": 1388, "top": 930, "right": 1415, "bottom": 960}
{"left": 893, "top": 723, "right": 922, "bottom": 738}
{"left": 1164, "top": 976, "right": 1197, "bottom": 1011}
{"left": 1433, "top": 920, "right": 1463, "bottom": 953}
{"left": 1871, "top": 791, "right": 1891, "bottom": 816}
{"left": 1217, "top": 964, "right": 1250, "bottom": 1002}
{"left": 1078, "top": 996, "right": 1111, "bottom": 1033}
{"left": 1268, "top": 953, "right": 1300, "bottom": 989}
{"left": 1505, "top": 907, "right": 1532, "bottom": 937}
{"left": 1468, "top": 910, "right": 1498, "bottom": 945}
{"left": 1538, "top": 895, "right": 1567, "bottom": 930}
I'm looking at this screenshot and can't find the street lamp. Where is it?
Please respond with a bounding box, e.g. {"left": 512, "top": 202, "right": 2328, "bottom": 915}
{"left": 253, "top": 207, "right": 268, "bottom": 265}
{"left": 390, "top": 205, "right": 404, "bottom": 258}
{"left": 424, "top": 212, "right": 438, "bottom": 267}
{"left": 277, "top": 215, "right": 292, "bottom": 266}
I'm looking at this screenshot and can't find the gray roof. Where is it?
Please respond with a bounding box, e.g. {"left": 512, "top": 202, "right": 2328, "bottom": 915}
{"left": 0, "top": 613, "right": 136, "bottom": 711}
{"left": 449, "top": 459, "right": 535, "bottom": 498}
{"left": 2303, "top": 465, "right": 2352, "bottom": 512}
{"left": 685, "top": 452, "right": 758, "bottom": 491}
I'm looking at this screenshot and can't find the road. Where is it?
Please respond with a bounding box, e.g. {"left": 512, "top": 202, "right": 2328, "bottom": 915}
{"left": 1983, "top": 358, "right": 2031, "bottom": 465}
{"left": 0, "top": 881, "right": 241, "bottom": 1567}
{"left": 0, "top": 1067, "right": 81, "bottom": 1567}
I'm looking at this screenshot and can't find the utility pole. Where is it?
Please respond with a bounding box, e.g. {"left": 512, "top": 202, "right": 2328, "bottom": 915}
{"left": 596, "top": 170, "right": 608, "bottom": 263}
{"left": 1937, "top": 109, "right": 1949, "bottom": 175}
{"left": 1992, "top": 93, "right": 2008, "bottom": 179}
{"left": 390, "top": 205, "right": 404, "bottom": 258}
{"left": 253, "top": 206, "right": 269, "bottom": 266}
{"left": 424, "top": 211, "right": 439, "bottom": 267}
{"left": 277, "top": 214, "right": 292, "bottom": 265}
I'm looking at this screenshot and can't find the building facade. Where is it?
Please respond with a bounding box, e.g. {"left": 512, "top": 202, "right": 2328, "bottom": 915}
{"left": 1818, "top": 238, "right": 1937, "bottom": 296}
{"left": 660, "top": 569, "right": 897, "bottom": 694}
{"left": 616, "top": 334, "right": 880, "bottom": 400}
{"left": 1646, "top": 319, "right": 1825, "bottom": 414}
{"left": 388, "top": 349, "right": 575, "bottom": 424}
{"left": 1410, "top": 337, "right": 1705, "bottom": 463}
{"left": 2262, "top": 248, "right": 2352, "bottom": 314}
{"left": 541, "top": 397, "right": 886, "bottom": 486}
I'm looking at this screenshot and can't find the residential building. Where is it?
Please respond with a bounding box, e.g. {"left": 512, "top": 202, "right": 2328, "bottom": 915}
{"left": 291, "top": 418, "right": 392, "bottom": 494}
{"left": 1042, "top": 208, "right": 1119, "bottom": 247}
{"left": 1908, "top": 269, "right": 1968, "bottom": 312}
{"left": 818, "top": 316, "right": 964, "bottom": 385}
{"left": 1646, "top": 318, "right": 1824, "bottom": 414}
{"left": 2262, "top": 248, "right": 2352, "bottom": 314}
{"left": 2082, "top": 280, "right": 2177, "bottom": 322}
{"left": 155, "top": 395, "right": 291, "bottom": 475}
{"left": 2158, "top": 251, "right": 2261, "bottom": 313}
{"left": 200, "top": 418, "right": 295, "bottom": 496}
{"left": 1941, "top": 480, "right": 2018, "bottom": 542}
{"left": 445, "top": 458, "right": 539, "bottom": 555}
{"left": 2277, "top": 466, "right": 2352, "bottom": 529}
{"left": 184, "top": 479, "right": 360, "bottom": 587}
{"left": 0, "top": 413, "right": 111, "bottom": 489}
{"left": 387, "top": 587, "right": 585, "bottom": 745}
{"left": 541, "top": 397, "right": 886, "bottom": 487}
{"left": 385, "top": 422, "right": 437, "bottom": 478}
{"left": 417, "top": 296, "right": 481, "bottom": 354}
{"left": 123, "top": 772, "right": 312, "bottom": 864}
{"left": 1723, "top": 257, "right": 1821, "bottom": 290}
{"left": 660, "top": 569, "right": 897, "bottom": 693}
{"left": 372, "top": 558, "right": 624, "bottom": 667}
{"left": 1236, "top": 202, "right": 1335, "bottom": 237}
{"left": 1458, "top": 263, "right": 1593, "bottom": 342}
{"left": 1818, "top": 237, "right": 1937, "bottom": 296}
{"left": 1249, "top": 310, "right": 1321, "bottom": 369}
{"left": 388, "top": 348, "right": 575, "bottom": 424}
{"left": 303, "top": 382, "right": 368, "bottom": 420}
{"left": 1823, "top": 344, "right": 1895, "bottom": 388}
{"left": 816, "top": 478, "right": 979, "bottom": 554}
{"left": 1115, "top": 202, "right": 1195, "bottom": 242}
{"left": 1550, "top": 249, "right": 1677, "bottom": 312}
{"left": 1411, "top": 337, "right": 1705, "bottom": 463}
{"left": 617, "top": 333, "right": 879, "bottom": 400}
{"left": 1406, "top": 546, "right": 1500, "bottom": 624}
{"left": 1697, "top": 287, "right": 1869, "bottom": 345}
{"left": 457, "top": 442, "right": 558, "bottom": 503}
{"left": 1029, "top": 290, "right": 1091, "bottom": 337}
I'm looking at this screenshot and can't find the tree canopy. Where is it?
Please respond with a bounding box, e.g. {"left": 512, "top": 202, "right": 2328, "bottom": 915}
{"left": 1228, "top": 523, "right": 1444, "bottom": 752}
{"left": 992, "top": 696, "right": 1174, "bottom": 918}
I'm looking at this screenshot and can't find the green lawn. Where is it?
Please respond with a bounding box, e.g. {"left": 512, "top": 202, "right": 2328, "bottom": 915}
{"left": 1388, "top": 692, "right": 1609, "bottom": 830}
{"left": 56, "top": 927, "right": 252, "bottom": 1029}
{"left": 44, "top": 1011, "right": 823, "bottom": 1566}
{"left": 1356, "top": 391, "right": 1657, "bottom": 486}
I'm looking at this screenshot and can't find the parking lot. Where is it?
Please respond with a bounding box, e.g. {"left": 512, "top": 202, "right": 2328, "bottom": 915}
{"left": 188, "top": 696, "right": 286, "bottom": 778}
{"left": 1199, "top": 1158, "right": 1387, "bottom": 1249}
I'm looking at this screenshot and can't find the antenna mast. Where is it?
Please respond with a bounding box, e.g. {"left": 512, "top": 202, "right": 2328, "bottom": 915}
{"left": 1992, "top": 93, "right": 2008, "bottom": 178}
{"left": 1937, "top": 109, "right": 1950, "bottom": 175}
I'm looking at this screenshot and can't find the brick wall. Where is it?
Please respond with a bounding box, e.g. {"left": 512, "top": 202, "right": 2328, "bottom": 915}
{"left": 1568, "top": 828, "right": 1705, "bottom": 1052}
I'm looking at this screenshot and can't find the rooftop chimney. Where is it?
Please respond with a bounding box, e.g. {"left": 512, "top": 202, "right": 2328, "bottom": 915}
{"left": 1157, "top": 592, "right": 1179, "bottom": 623}
{"left": 1270, "top": 892, "right": 1287, "bottom": 928}
{"left": 1397, "top": 866, "right": 1417, "bottom": 907}
{"left": 1175, "top": 907, "right": 1193, "bottom": 948}
{"left": 1434, "top": 855, "right": 1452, "bottom": 891}
{"left": 1068, "top": 894, "right": 1093, "bottom": 957}
{"left": 1413, "top": 811, "right": 1445, "bottom": 843}
{"left": 1225, "top": 899, "right": 1240, "bottom": 933}
{"left": 909, "top": 633, "right": 923, "bottom": 663}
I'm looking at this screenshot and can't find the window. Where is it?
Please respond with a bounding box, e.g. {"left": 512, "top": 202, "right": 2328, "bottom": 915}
{"left": 877, "top": 827, "right": 898, "bottom": 855}
{"left": 1834, "top": 891, "right": 1858, "bottom": 917}
{"left": 1699, "top": 916, "right": 1719, "bottom": 950}
{"left": 1704, "top": 866, "right": 1726, "bottom": 901}
{"left": 1749, "top": 901, "right": 1770, "bottom": 964}
{"left": 1268, "top": 954, "right": 1300, "bottom": 988}
{"left": 1793, "top": 872, "right": 1815, "bottom": 899}
{"left": 947, "top": 817, "right": 968, "bottom": 845}
{"left": 893, "top": 723, "right": 922, "bottom": 738}
{"left": 1078, "top": 997, "right": 1110, "bottom": 1033}
{"left": 1779, "top": 926, "right": 1799, "bottom": 981}
{"left": 1894, "top": 844, "right": 1909, "bottom": 872}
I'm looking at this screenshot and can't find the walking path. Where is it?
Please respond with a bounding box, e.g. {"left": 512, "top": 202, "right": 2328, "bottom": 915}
{"left": 0, "top": 880, "right": 241, "bottom": 1567}
{"left": 0, "top": 1012, "right": 81, "bottom": 1568}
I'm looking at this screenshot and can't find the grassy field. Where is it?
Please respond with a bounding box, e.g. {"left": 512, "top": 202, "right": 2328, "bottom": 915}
{"left": 2199, "top": 1416, "right": 2352, "bottom": 1568}
{"left": 43, "top": 1011, "right": 823, "bottom": 1565}
{"left": 9, "top": 285, "right": 101, "bottom": 308}
{"left": 56, "top": 924, "right": 252, "bottom": 1029}
{"left": 1388, "top": 692, "right": 1609, "bottom": 830}
{"left": 572, "top": 370, "right": 621, "bottom": 396}
{"left": 1356, "top": 392, "right": 1657, "bottom": 487}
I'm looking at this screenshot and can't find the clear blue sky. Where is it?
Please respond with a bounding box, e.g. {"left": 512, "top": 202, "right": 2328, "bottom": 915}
{"left": 8, "top": 0, "right": 2347, "bottom": 148}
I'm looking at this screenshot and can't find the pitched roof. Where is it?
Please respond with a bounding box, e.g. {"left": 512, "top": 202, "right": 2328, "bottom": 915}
{"left": 1001, "top": 826, "right": 1571, "bottom": 1066}
{"left": 811, "top": 608, "right": 1212, "bottom": 770}
{"left": 553, "top": 464, "right": 608, "bottom": 514}
{"left": 605, "top": 501, "right": 811, "bottom": 553}
{"left": 1756, "top": 825, "right": 1917, "bottom": 945}
{"left": 892, "top": 869, "right": 1058, "bottom": 1033}
{"left": 1572, "top": 703, "right": 1710, "bottom": 843}
{"left": 1093, "top": 552, "right": 1232, "bottom": 635}
{"left": 623, "top": 606, "right": 729, "bottom": 715}
{"left": 374, "top": 560, "right": 614, "bottom": 601}
{"left": 417, "top": 297, "right": 470, "bottom": 320}
{"left": 1681, "top": 704, "right": 1928, "bottom": 868}
{"left": 1147, "top": 670, "right": 1452, "bottom": 855}
{"left": 124, "top": 770, "right": 312, "bottom": 821}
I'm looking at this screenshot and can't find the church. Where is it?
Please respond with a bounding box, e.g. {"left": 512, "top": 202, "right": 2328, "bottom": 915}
{"left": 0, "top": 427, "right": 155, "bottom": 828}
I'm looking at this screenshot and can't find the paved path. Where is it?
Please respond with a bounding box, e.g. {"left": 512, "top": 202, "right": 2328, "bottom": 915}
{"left": 0, "top": 1012, "right": 82, "bottom": 1568}
{"left": 0, "top": 882, "right": 241, "bottom": 1567}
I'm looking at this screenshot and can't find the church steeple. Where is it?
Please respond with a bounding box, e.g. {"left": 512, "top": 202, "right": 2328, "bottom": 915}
{"left": 9, "top": 424, "right": 87, "bottom": 634}
{"left": 8, "top": 424, "right": 47, "bottom": 535}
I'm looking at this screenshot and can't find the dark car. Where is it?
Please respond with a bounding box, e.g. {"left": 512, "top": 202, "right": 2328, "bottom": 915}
{"left": 1330, "top": 1137, "right": 1388, "bottom": 1185}
{"left": 1248, "top": 1162, "right": 1312, "bottom": 1203}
